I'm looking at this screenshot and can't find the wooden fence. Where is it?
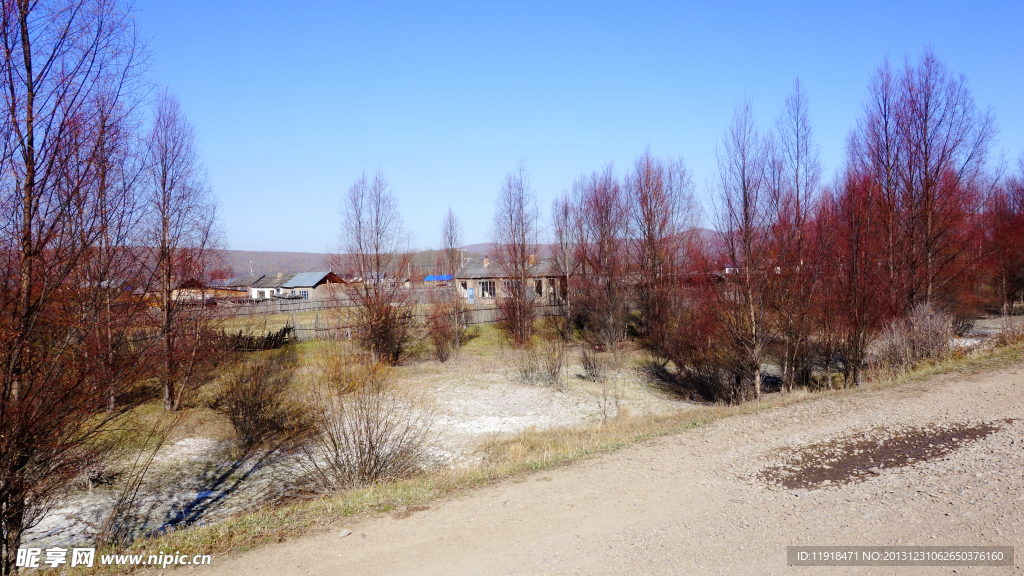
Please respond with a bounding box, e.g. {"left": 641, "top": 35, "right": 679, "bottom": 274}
{"left": 283, "top": 302, "right": 565, "bottom": 342}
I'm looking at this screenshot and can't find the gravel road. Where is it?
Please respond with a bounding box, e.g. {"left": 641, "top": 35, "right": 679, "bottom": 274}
{"left": 191, "top": 362, "right": 1024, "bottom": 575}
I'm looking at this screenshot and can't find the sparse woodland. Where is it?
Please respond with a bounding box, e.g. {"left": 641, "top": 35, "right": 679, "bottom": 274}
{"left": 1, "top": 0, "right": 1024, "bottom": 570}
{"left": 502, "top": 52, "right": 1023, "bottom": 405}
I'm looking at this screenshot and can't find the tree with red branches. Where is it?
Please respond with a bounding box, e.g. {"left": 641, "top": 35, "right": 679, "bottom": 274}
{"left": 570, "top": 165, "right": 629, "bottom": 350}
{"left": 766, "top": 80, "right": 823, "bottom": 392}
{"left": 626, "top": 150, "right": 698, "bottom": 353}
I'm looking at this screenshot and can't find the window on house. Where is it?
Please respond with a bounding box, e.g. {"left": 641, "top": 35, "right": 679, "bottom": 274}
{"left": 479, "top": 280, "right": 495, "bottom": 298}
{"left": 299, "top": 290, "right": 309, "bottom": 300}
{"left": 534, "top": 279, "right": 543, "bottom": 298}
{"left": 501, "top": 279, "right": 522, "bottom": 296}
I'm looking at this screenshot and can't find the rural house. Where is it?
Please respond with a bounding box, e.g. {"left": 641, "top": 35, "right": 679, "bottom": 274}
{"left": 223, "top": 271, "right": 343, "bottom": 300}
{"left": 454, "top": 256, "right": 564, "bottom": 304}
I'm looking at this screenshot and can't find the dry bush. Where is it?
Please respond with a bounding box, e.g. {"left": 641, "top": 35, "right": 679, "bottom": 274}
{"left": 540, "top": 337, "right": 566, "bottom": 389}
{"left": 580, "top": 346, "right": 604, "bottom": 382}
{"left": 215, "top": 347, "right": 307, "bottom": 449}
{"left": 952, "top": 315, "right": 976, "bottom": 337}
{"left": 993, "top": 317, "right": 1024, "bottom": 347}
{"left": 509, "top": 338, "right": 565, "bottom": 388}
{"left": 877, "top": 304, "right": 954, "bottom": 370}
{"left": 426, "top": 287, "right": 464, "bottom": 362}
{"left": 355, "top": 301, "right": 411, "bottom": 365}
{"left": 595, "top": 377, "right": 623, "bottom": 424}
{"left": 292, "top": 356, "right": 434, "bottom": 492}
{"left": 510, "top": 347, "right": 541, "bottom": 385}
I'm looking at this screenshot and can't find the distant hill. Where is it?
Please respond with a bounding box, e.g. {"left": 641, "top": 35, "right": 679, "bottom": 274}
{"left": 460, "top": 243, "right": 494, "bottom": 257}
{"left": 460, "top": 229, "right": 717, "bottom": 259}
{"left": 461, "top": 243, "right": 557, "bottom": 258}
{"left": 218, "top": 229, "right": 717, "bottom": 279}
{"left": 217, "top": 250, "right": 332, "bottom": 277}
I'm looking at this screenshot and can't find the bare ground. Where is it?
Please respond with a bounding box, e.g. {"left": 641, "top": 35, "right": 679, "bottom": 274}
{"left": 187, "top": 361, "right": 1024, "bottom": 575}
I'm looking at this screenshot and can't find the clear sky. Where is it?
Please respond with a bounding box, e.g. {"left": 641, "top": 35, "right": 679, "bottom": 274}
{"left": 133, "top": 0, "right": 1024, "bottom": 253}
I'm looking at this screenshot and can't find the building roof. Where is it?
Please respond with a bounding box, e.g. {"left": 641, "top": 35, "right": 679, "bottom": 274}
{"left": 424, "top": 274, "right": 453, "bottom": 282}
{"left": 283, "top": 271, "right": 338, "bottom": 288}
{"left": 455, "top": 257, "right": 561, "bottom": 280}
{"left": 253, "top": 273, "right": 296, "bottom": 288}
{"left": 224, "top": 274, "right": 264, "bottom": 288}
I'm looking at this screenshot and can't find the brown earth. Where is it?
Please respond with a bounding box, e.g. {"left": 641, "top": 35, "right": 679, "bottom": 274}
{"left": 186, "top": 362, "right": 1024, "bottom": 576}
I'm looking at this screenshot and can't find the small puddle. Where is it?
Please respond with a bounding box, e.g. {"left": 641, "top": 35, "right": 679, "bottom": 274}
{"left": 758, "top": 419, "right": 1015, "bottom": 490}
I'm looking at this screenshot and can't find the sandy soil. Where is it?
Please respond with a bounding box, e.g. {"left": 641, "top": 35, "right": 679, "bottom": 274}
{"left": 187, "top": 361, "right": 1024, "bottom": 575}
{"left": 395, "top": 350, "right": 693, "bottom": 467}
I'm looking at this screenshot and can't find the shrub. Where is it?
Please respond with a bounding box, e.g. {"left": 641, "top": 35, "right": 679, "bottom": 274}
{"left": 511, "top": 347, "right": 541, "bottom": 385}
{"left": 215, "top": 347, "right": 307, "bottom": 449}
{"left": 993, "top": 317, "right": 1024, "bottom": 347}
{"left": 952, "top": 315, "right": 975, "bottom": 337}
{"left": 426, "top": 287, "right": 464, "bottom": 362}
{"left": 877, "top": 304, "right": 953, "bottom": 370}
{"left": 580, "top": 346, "right": 604, "bottom": 382}
{"left": 293, "top": 356, "right": 434, "bottom": 491}
{"left": 219, "top": 325, "right": 292, "bottom": 352}
{"left": 540, "top": 337, "right": 566, "bottom": 389}
{"left": 355, "top": 300, "right": 411, "bottom": 365}
{"left": 509, "top": 338, "right": 566, "bottom": 388}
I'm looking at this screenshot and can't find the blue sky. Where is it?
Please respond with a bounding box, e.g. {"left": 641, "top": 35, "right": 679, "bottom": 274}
{"left": 133, "top": 0, "right": 1024, "bottom": 253}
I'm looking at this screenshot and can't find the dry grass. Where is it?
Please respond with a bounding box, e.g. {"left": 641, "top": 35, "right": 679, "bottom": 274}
{"left": 220, "top": 310, "right": 323, "bottom": 335}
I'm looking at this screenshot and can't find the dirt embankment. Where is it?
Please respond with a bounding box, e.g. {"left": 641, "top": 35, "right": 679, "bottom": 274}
{"left": 190, "top": 361, "right": 1024, "bottom": 576}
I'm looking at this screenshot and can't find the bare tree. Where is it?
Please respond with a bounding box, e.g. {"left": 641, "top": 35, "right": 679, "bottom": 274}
{"left": 854, "top": 59, "right": 907, "bottom": 314}
{"left": 767, "top": 80, "right": 823, "bottom": 392}
{"left": 550, "top": 193, "right": 578, "bottom": 340}
{"left": 852, "top": 51, "right": 994, "bottom": 314}
{"left": 440, "top": 207, "right": 462, "bottom": 278}
{"left": 337, "top": 169, "right": 410, "bottom": 364}
{"left": 987, "top": 157, "right": 1024, "bottom": 314}
{"left": 820, "top": 169, "right": 892, "bottom": 386}
{"left": 0, "top": 0, "right": 154, "bottom": 571}
{"left": 572, "top": 164, "right": 629, "bottom": 349}
{"left": 491, "top": 163, "right": 539, "bottom": 347}
{"left": 713, "top": 101, "right": 774, "bottom": 399}
{"left": 897, "top": 49, "right": 994, "bottom": 308}
{"left": 427, "top": 207, "right": 465, "bottom": 360}
{"left": 141, "top": 90, "right": 221, "bottom": 411}
{"left": 625, "top": 150, "right": 698, "bottom": 350}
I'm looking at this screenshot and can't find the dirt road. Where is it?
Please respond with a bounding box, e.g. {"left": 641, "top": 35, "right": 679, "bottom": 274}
{"left": 192, "top": 363, "right": 1024, "bottom": 575}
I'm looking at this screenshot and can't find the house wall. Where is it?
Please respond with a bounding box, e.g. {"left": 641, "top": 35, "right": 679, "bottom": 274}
{"left": 457, "top": 276, "right": 559, "bottom": 301}
{"left": 250, "top": 287, "right": 280, "bottom": 299}
{"left": 284, "top": 281, "right": 340, "bottom": 301}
